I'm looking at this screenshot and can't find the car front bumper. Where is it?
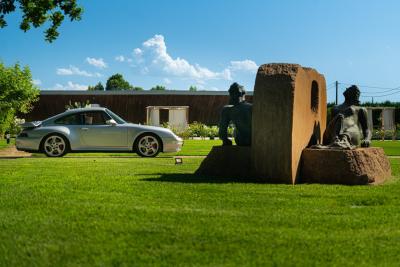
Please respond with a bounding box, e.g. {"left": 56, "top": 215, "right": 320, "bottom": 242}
{"left": 16, "top": 136, "right": 41, "bottom": 152}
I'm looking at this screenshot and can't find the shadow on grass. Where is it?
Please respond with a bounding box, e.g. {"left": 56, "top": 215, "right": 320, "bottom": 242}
{"left": 141, "top": 173, "right": 262, "bottom": 184}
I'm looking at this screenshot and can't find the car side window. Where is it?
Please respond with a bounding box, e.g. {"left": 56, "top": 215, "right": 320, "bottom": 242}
{"left": 82, "top": 111, "right": 111, "bottom": 125}
{"left": 54, "top": 114, "right": 81, "bottom": 125}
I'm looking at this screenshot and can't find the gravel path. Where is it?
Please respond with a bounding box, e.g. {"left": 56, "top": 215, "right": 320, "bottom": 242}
{"left": 0, "top": 146, "right": 31, "bottom": 158}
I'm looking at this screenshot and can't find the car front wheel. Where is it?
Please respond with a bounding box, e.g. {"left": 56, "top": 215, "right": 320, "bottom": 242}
{"left": 135, "top": 134, "right": 161, "bottom": 157}
{"left": 42, "top": 134, "right": 68, "bottom": 157}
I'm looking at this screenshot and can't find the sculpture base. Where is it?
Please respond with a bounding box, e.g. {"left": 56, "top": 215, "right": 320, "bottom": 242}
{"left": 300, "top": 147, "right": 391, "bottom": 185}
{"left": 195, "top": 146, "right": 251, "bottom": 178}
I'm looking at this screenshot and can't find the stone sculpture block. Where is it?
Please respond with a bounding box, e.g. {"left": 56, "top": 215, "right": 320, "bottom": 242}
{"left": 251, "top": 63, "right": 327, "bottom": 184}
{"left": 300, "top": 147, "right": 391, "bottom": 185}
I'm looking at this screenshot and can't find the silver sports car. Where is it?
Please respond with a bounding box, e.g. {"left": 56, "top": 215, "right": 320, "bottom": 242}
{"left": 16, "top": 107, "right": 183, "bottom": 157}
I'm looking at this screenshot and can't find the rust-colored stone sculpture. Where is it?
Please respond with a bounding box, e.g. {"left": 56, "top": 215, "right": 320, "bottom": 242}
{"left": 301, "top": 147, "right": 391, "bottom": 185}
{"left": 251, "top": 63, "right": 327, "bottom": 184}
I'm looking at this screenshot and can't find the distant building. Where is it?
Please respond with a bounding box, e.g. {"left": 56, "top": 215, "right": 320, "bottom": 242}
{"left": 25, "top": 90, "right": 254, "bottom": 125}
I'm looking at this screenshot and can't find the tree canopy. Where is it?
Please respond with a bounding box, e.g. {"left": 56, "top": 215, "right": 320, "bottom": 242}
{"left": 0, "top": 62, "right": 39, "bottom": 134}
{"left": 150, "top": 85, "right": 166, "bottom": 91}
{"left": 0, "top": 0, "right": 83, "bottom": 42}
{"left": 105, "top": 74, "right": 132, "bottom": 91}
{"left": 88, "top": 82, "right": 104, "bottom": 91}
{"left": 189, "top": 85, "right": 197, "bottom": 91}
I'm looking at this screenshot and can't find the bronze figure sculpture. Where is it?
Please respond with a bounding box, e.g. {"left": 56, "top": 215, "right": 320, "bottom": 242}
{"left": 219, "top": 82, "right": 252, "bottom": 146}
{"left": 322, "top": 85, "right": 371, "bottom": 149}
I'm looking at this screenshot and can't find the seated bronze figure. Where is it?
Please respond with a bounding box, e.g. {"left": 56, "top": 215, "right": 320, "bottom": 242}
{"left": 219, "top": 82, "right": 252, "bottom": 146}
{"left": 322, "top": 85, "right": 371, "bottom": 149}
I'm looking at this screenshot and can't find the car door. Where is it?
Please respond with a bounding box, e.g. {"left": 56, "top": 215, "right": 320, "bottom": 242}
{"left": 79, "top": 111, "right": 128, "bottom": 150}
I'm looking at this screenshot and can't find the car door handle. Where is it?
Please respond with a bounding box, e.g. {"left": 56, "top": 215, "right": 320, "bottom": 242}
{"left": 81, "top": 127, "right": 89, "bottom": 131}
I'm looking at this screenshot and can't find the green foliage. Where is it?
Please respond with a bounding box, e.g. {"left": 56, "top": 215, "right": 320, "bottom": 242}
{"left": 150, "top": 85, "right": 166, "bottom": 91}
{"left": 189, "top": 85, "right": 197, "bottom": 91}
{"left": 88, "top": 82, "right": 104, "bottom": 91}
{"left": 106, "top": 74, "right": 133, "bottom": 91}
{"left": 8, "top": 117, "right": 24, "bottom": 136}
{"left": 0, "top": 62, "right": 39, "bottom": 135}
{"left": 161, "top": 122, "right": 233, "bottom": 140}
{"left": 0, "top": 0, "right": 83, "bottom": 42}
{"left": 65, "top": 100, "right": 90, "bottom": 110}
{"left": 133, "top": 86, "right": 144, "bottom": 91}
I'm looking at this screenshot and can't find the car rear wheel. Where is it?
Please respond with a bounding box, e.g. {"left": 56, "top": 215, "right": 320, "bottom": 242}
{"left": 42, "top": 134, "right": 68, "bottom": 157}
{"left": 135, "top": 134, "right": 161, "bottom": 157}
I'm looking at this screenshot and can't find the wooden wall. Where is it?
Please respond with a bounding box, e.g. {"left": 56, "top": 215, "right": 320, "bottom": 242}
{"left": 25, "top": 92, "right": 254, "bottom": 125}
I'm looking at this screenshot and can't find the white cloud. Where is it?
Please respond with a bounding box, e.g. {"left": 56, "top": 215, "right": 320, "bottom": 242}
{"left": 133, "top": 34, "right": 232, "bottom": 82}
{"left": 56, "top": 65, "right": 101, "bottom": 77}
{"left": 115, "top": 55, "right": 125, "bottom": 62}
{"left": 229, "top": 60, "right": 258, "bottom": 73}
{"left": 48, "top": 81, "right": 88, "bottom": 91}
{"left": 163, "top": 78, "right": 172, "bottom": 84}
{"left": 32, "top": 79, "right": 42, "bottom": 85}
{"left": 86, "top": 57, "right": 107, "bottom": 69}
{"left": 133, "top": 48, "right": 143, "bottom": 56}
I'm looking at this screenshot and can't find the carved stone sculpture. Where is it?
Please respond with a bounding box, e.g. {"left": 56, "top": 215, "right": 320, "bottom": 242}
{"left": 322, "top": 85, "right": 371, "bottom": 149}
{"left": 219, "top": 82, "right": 252, "bottom": 146}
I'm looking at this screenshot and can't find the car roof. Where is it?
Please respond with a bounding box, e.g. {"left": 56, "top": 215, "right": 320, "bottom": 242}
{"left": 42, "top": 107, "right": 108, "bottom": 123}
{"left": 64, "top": 107, "right": 107, "bottom": 114}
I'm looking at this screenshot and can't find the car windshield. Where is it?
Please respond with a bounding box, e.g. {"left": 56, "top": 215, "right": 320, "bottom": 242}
{"left": 105, "top": 109, "right": 126, "bottom": 124}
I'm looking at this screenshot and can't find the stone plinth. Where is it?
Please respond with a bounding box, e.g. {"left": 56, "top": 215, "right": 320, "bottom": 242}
{"left": 251, "top": 63, "right": 327, "bottom": 184}
{"left": 195, "top": 146, "right": 251, "bottom": 178}
{"left": 300, "top": 147, "right": 391, "bottom": 185}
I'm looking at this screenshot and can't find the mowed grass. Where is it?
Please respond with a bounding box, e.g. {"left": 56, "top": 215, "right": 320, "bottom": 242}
{"left": 0, "top": 138, "right": 14, "bottom": 149}
{"left": 0, "top": 140, "right": 400, "bottom": 266}
{"left": 2, "top": 138, "right": 397, "bottom": 157}
{"left": 0, "top": 158, "right": 399, "bottom": 266}
{"left": 372, "top": 140, "right": 400, "bottom": 156}
{"left": 0, "top": 139, "right": 400, "bottom": 266}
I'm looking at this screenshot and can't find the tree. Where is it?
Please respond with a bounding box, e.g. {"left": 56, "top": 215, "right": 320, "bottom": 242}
{"left": 0, "top": 62, "right": 39, "bottom": 135}
{"left": 88, "top": 82, "right": 104, "bottom": 91}
{"left": 105, "top": 74, "right": 134, "bottom": 91}
{"left": 189, "top": 85, "right": 197, "bottom": 92}
{"left": 0, "top": 0, "right": 83, "bottom": 42}
{"left": 150, "top": 85, "right": 166, "bottom": 91}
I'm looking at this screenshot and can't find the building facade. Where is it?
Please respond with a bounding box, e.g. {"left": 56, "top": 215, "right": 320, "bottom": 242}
{"left": 25, "top": 90, "right": 254, "bottom": 125}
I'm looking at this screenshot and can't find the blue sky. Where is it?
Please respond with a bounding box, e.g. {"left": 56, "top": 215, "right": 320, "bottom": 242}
{"left": 1, "top": 0, "right": 400, "bottom": 103}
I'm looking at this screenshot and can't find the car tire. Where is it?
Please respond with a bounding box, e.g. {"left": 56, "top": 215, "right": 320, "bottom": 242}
{"left": 41, "top": 134, "right": 69, "bottom": 157}
{"left": 135, "top": 134, "right": 161, "bottom": 157}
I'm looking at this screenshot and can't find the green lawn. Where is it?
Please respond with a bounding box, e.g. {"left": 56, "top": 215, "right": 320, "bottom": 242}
{"left": 0, "top": 138, "right": 14, "bottom": 149}
{"left": 1, "top": 139, "right": 400, "bottom": 266}
{"left": 371, "top": 140, "right": 400, "bottom": 156}
{"left": 2, "top": 138, "right": 398, "bottom": 157}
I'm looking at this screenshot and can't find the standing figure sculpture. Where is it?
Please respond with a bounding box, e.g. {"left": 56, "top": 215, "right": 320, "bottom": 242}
{"left": 219, "top": 82, "right": 252, "bottom": 146}
{"left": 322, "top": 85, "right": 371, "bottom": 149}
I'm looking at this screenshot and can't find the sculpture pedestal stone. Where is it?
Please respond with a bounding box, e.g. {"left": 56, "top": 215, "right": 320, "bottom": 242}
{"left": 195, "top": 146, "right": 251, "bottom": 178}
{"left": 300, "top": 147, "right": 391, "bottom": 185}
{"left": 251, "top": 63, "right": 327, "bottom": 184}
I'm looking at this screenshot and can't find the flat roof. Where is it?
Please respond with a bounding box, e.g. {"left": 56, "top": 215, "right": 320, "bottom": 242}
{"left": 39, "top": 90, "right": 254, "bottom": 96}
{"left": 146, "top": 106, "right": 189, "bottom": 109}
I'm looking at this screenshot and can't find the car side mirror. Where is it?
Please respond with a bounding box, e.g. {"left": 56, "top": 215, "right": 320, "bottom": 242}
{"left": 106, "top": 119, "right": 117, "bottom": 126}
